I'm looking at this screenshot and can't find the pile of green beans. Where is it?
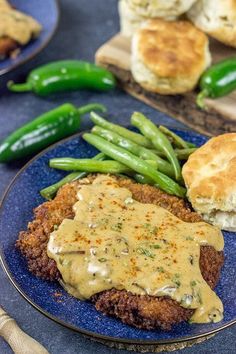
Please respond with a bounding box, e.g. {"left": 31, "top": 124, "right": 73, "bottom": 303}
{"left": 41, "top": 111, "right": 197, "bottom": 199}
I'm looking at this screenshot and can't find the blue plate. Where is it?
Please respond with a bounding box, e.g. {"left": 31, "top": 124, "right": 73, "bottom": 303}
{"left": 0, "top": 0, "right": 59, "bottom": 75}
{"left": 0, "top": 128, "right": 235, "bottom": 345}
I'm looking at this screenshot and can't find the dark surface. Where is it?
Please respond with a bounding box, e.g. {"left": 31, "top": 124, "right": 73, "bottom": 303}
{"left": 0, "top": 0, "right": 235, "bottom": 353}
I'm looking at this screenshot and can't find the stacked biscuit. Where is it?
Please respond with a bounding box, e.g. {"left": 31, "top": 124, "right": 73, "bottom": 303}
{"left": 119, "top": 0, "right": 236, "bottom": 95}
{"left": 187, "top": 0, "right": 236, "bottom": 48}
{"left": 120, "top": 0, "right": 236, "bottom": 48}
{"left": 119, "top": 0, "right": 197, "bottom": 36}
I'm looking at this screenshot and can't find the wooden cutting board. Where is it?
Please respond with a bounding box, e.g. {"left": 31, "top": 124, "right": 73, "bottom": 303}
{"left": 96, "top": 33, "right": 236, "bottom": 136}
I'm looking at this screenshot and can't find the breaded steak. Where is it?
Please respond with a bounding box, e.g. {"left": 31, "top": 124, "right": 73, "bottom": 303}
{"left": 17, "top": 175, "right": 224, "bottom": 330}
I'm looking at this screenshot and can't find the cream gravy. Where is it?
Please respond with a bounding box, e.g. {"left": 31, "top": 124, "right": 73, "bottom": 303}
{"left": 47, "top": 175, "right": 224, "bottom": 324}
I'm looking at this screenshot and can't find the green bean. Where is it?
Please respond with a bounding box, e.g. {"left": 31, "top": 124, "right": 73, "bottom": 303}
{"left": 186, "top": 141, "right": 197, "bottom": 148}
{"left": 144, "top": 160, "right": 158, "bottom": 168}
{"left": 90, "top": 111, "right": 153, "bottom": 148}
{"left": 91, "top": 125, "right": 175, "bottom": 178}
{"left": 49, "top": 158, "right": 133, "bottom": 174}
{"left": 83, "top": 133, "right": 186, "bottom": 198}
{"left": 131, "top": 112, "right": 182, "bottom": 181}
{"left": 40, "top": 171, "right": 87, "bottom": 200}
{"left": 133, "top": 174, "right": 155, "bottom": 185}
{"left": 40, "top": 152, "right": 105, "bottom": 199}
{"left": 151, "top": 148, "right": 197, "bottom": 160}
{"left": 174, "top": 148, "right": 197, "bottom": 160}
{"left": 159, "top": 125, "right": 189, "bottom": 149}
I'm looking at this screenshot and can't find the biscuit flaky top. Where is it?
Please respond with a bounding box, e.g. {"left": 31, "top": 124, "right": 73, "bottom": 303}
{"left": 182, "top": 133, "right": 236, "bottom": 211}
{"left": 138, "top": 19, "right": 209, "bottom": 79}
{"left": 187, "top": 0, "right": 236, "bottom": 48}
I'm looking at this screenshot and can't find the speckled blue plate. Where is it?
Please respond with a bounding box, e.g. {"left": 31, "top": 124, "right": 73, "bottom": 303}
{"left": 0, "top": 128, "right": 236, "bottom": 346}
{"left": 0, "top": 0, "right": 59, "bottom": 75}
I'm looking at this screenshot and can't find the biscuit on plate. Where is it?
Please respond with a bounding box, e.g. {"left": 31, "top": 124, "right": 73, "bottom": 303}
{"left": 187, "top": 0, "right": 236, "bottom": 48}
{"left": 125, "top": 0, "right": 197, "bottom": 18}
{"left": 182, "top": 133, "right": 236, "bottom": 232}
{"left": 131, "top": 19, "right": 211, "bottom": 94}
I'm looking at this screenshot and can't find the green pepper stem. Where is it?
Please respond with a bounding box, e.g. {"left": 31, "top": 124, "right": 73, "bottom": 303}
{"left": 7, "top": 81, "right": 32, "bottom": 92}
{"left": 77, "top": 104, "right": 106, "bottom": 116}
{"left": 196, "top": 89, "right": 209, "bottom": 110}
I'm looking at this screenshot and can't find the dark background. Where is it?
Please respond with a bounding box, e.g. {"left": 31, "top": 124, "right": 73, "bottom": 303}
{"left": 0, "top": 1, "right": 235, "bottom": 353}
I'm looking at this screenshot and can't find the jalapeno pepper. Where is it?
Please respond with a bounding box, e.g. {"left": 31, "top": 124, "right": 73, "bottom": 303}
{"left": 197, "top": 57, "right": 236, "bottom": 109}
{"left": 0, "top": 103, "right": 106, "bottom": 163}
{"left": 7, "top": 60, "right": 116, "bottom": 96}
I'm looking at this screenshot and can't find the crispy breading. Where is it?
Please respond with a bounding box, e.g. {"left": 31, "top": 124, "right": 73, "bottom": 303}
{"left": 17, "top": 175, "right": 224, "bottom": 330}
{"left": 92, "top": 289, "right": 194, "bottom": 330}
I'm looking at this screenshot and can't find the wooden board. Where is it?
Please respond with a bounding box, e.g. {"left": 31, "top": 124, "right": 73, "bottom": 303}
{"left": 96, "top": 34, "right": 236, "bottom": 136}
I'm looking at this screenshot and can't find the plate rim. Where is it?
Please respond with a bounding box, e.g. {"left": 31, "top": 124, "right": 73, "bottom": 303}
{"left": 0, "top": 0, "right": 60, "bottom": 75}
{"left": 0, "top": 128, "right": 236, "bottom": 345}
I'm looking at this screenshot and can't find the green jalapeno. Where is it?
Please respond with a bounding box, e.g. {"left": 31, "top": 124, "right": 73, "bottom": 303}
{"left": 0, "top": 103, "right": 106, "bottom": 163}
{"left": 197, "top": 57, "right": 236, "bottom": 109}
{"left": 7, "top": 60, "right": 116, "bottom": 96}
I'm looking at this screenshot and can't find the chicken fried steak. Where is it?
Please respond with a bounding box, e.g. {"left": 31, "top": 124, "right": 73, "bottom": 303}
{"left": 17, "top": 176, "right": 224, "bottom": 330}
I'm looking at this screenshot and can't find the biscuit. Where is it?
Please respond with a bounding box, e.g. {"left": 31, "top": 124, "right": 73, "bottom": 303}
{"left": 131, "top": 19, "right": 211, "bottom": 94}
{"left": 118, "top": 0, "right": 178, "bottom": 37}
{"left": 119, "top": 0, "right": 146, "bottom": 36}
{"left": 182, "top": 133, "right": 236, "bottom": 231}
{"left": 126, "top": 0, "right": 197, "bottom": 18}
{"left": 187, "top": 0, "right": 236, "bottom": 48}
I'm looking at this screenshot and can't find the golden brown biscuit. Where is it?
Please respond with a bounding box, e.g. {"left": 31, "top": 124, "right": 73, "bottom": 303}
{"left": 187, "top": 0, "right": 236, "bottom": 48}
{"left": 131, "top": 19, "right": 211, "bottom": 94}
{"left": 182, "top": 133, "right": 236, "bottom": 231}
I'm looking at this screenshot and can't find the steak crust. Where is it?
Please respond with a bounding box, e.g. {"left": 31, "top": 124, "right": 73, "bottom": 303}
{"left": 16, "top": 175, "right": 224, "bottom": 330}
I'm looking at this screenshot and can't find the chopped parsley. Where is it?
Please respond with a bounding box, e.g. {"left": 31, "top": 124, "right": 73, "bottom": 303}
{"left": 157, "top": 266, "right": 165, "bottom": 273}
{"left": 98, "top": 258, "right": 107, "bottom": 262}
{"left": 186, "top": 236, "right": 194, "bottom": 241}
{"left": 136, "top": 247, "right": 155, "bottom": 259}
{"left": 196, "top": 290, "right": 203, "bottom": 304}
{"left": 151, "top": 244, "right": 161, "bottom": 249}
{"left": 172, "top": 273, "right": 181, "bottom": 288}
{"left": 111, "top": 222, "right": 123, "bottom": 232}
{"left": 143, "top": 223, "right": 158, "bottom": 235}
